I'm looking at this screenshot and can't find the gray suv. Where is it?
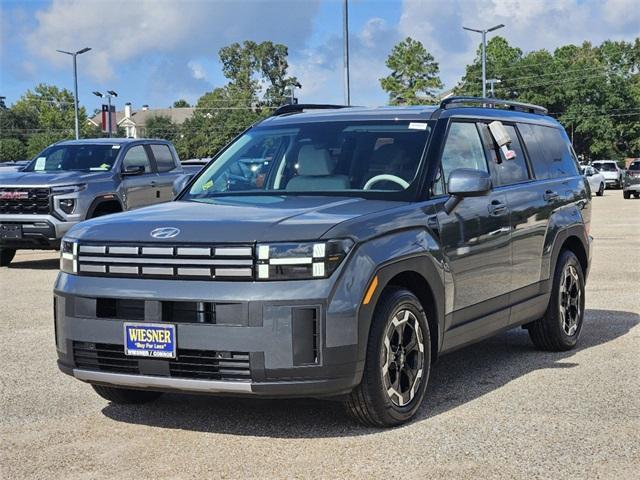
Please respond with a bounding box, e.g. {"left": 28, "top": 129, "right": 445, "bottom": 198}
{"left": 0, "top": 138, "right": 189, "bottom": 266}
{"left": 54, "top": 98, "right": 592, "bottom": 426}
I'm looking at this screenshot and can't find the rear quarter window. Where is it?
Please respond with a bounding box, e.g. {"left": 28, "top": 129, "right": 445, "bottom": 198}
{"left": 150, "top": 144, "right": 176, "bottom": 172}
{"left": 519, "top": 124, "right": 578, "bottom": 179}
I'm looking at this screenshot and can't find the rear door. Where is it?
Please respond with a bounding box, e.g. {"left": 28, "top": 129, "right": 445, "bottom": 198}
{"left": 149, "top": 143, "right": 181, "bottom": 201}
{"left": 434, "top": 120, "right": 512, "bottom": 336}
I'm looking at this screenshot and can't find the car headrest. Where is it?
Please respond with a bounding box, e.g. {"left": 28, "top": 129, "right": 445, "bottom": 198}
{"left": 297, "top": 145, "right": 335, "bottom": 176}
{"left": 372, "top": 143, "right": 407, "bottom": 166}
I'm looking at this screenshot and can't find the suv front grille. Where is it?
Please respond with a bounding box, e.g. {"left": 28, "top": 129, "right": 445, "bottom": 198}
{"left": 77, "top": 243, "right": 254, "bottom": 280}
{"left": 73, "top": 342, "right": 251, "bottom": 381}
{"left": 0, "top": 187, "right": 51, "bottom": 215}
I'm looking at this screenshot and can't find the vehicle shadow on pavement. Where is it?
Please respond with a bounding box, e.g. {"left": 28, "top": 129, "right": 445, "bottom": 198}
{"left": 8, "top": 257, "right": 59, "bottom": 270}
{"left": 101, "top": 308, "right": 638, "bottom": 437}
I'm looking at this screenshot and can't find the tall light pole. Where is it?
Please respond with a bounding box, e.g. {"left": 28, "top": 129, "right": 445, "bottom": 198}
{"left": 56, "top": 47, "right": 91, "bottom": 139}
{"left": 93, "top": 90, "right": 118, "bottom": 137}
{"left": 462, "top": 24, "right": 504, "bottom": 98}
{"left": 343, "top": 0, "right": 350, "bottom": 106}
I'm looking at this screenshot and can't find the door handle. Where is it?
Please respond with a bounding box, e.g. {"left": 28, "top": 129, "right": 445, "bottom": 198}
{"left": 543, "top": 190, "right": 559, "bottom": 202}
{"left": 488, "top": 200, "right": 507, "bottom": 216}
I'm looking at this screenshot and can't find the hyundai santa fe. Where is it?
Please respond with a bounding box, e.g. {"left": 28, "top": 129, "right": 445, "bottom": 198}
{"left": 54, "top": 97, "right": 592, "bottom": 427}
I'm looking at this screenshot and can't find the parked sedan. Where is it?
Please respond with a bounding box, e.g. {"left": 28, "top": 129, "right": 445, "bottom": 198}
{"left": 623, "top": 159, "right": 640, "bottom": 199}
{"left": 581, "top": 165, "right": 606, "bottom": 196}
{"left": 592, "top": 160, "right": 624, "bottom": 189}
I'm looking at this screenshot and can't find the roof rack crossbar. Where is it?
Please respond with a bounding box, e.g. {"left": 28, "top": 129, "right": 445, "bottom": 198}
{"left": 439, "top": 96, "right": 548, "bottom": 115}
{"left": 271, "top": 103, "right": 351, "bottom": 116}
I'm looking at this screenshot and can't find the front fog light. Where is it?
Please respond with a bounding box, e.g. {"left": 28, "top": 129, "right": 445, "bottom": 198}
{"left": 59, "top": 198, "right": 75, "bottom": 214}
{"left": 256, "top": 239, "right": 353, "bottom": 280}
{"left": 60, "top": 240, "right": 78, "bottom": 274}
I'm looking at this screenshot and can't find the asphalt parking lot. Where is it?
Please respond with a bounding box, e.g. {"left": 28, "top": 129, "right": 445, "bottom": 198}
{"left": 1, "top": 191, "right": 638, "bottom": 479}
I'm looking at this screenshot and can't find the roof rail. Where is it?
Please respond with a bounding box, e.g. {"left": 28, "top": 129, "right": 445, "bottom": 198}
{"left": 271, "top": 103, "right": 351, "bottom": 116}
{"left": 439, "top": 96, "right": 548, "bottom": 115}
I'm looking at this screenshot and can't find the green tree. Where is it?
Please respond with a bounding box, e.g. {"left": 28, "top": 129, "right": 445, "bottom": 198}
{"left": 144, "top": 115, "right": 179, "bottom": 142}
{"left": 26, "top": 132, "right": 70, "bottom": 157}
{"left": 0, "top": 138, "right": 27, "bottom": 161}
{"left": 173, "top": 99, "right": 191, "bottom": 108}
{"left": 380, "top": 37, "right": 443, "bottom": 105}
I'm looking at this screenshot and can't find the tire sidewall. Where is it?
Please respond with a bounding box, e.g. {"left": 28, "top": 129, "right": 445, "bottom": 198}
{"left": 368, "top": 289, "right": 431, "bottom": 425}
{"left": 551, "top": 251, "right": 585, "bottom": 348}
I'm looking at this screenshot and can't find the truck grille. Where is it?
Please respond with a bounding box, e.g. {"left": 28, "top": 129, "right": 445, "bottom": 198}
{"left": 73, "top": 342, "right": 251, "bottom": 381}
{"left": 77, "top": 243, "right": 254, "bottom": 280}
{"left": 0, "top": 187, "right": 51, "bottom": 215}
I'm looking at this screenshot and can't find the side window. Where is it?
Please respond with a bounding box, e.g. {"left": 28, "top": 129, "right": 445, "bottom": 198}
{"left": 122, "top": 145, "right": 151, "bottom": 173}
{"left": 480, "top": 123, "right": 530, "bottom": 186}
{"left": 518, "top": 123, "right": 548, "bottom": 179}
{"left": 433, "top": 122, "right": 488, "bottom": 195}
{"left": 537, "top": 126, "right": 579, "bottom": 178}
{"left": 150, "top": 144, "right": 176, "bottom": 172}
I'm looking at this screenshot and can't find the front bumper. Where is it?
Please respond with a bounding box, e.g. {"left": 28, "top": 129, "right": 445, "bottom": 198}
{"left": 54, "top": 274, "right": 363, "bottom": 397}
{"left": 0, "top": 214, "right": 77, "bottom": 249}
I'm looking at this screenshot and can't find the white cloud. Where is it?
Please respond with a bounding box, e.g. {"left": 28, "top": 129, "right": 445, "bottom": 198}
{"left": 188, "top": 61, "right": 206, "bottom": 81}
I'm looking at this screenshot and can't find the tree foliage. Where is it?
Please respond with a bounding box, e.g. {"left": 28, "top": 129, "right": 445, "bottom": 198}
{"left": 0, "top": 138, "right": 26, "bottom": 162}
{"left": 380, "top": 37, "right": 443, "bottom": 105}
{"left": 144, "top": 115, "right": 178, "bottom": 142}
{"left": 172, "top": 99, "right": 190, "bottom": 108}
{"left": 456, "top": 37, "right": 640, "bottom": 160}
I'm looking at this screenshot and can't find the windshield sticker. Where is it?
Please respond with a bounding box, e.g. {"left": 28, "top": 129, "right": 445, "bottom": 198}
{"left": 202, "top": 179, "right": 214, "bottom": 191}
{"left": 34, "top": 157, "right": 46, "bottom": 171}
{"left": 408, "top": 122, "right": 428, "bottom": 130}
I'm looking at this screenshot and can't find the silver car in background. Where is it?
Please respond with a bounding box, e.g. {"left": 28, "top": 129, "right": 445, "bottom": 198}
{"left": 592, "top": 160, "right": 623, "bottom": 189}
{"left": 581, "top": 165, "right": 606, "bottom": 196}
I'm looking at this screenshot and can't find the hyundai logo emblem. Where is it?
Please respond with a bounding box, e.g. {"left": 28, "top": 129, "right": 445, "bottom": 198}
{"left": 150, "top": 227, "right": 181, "bottom": 239}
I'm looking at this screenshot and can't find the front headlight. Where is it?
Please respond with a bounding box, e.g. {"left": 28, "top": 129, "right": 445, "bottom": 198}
{"left": 60, "top": 240, "right": 78, "bottom": 274}
{"left": 256, "top": 239, "right": 353, "bottom": 280}
{"left": 51, "top": 184, "right": 87, "bottom": 195}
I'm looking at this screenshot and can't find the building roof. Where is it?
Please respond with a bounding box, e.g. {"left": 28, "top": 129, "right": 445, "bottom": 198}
{"left": 88, "top": 107, "right": 195, "bottom": 127}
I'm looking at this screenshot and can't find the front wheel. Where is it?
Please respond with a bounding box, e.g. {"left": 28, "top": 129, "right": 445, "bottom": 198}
{"left": 344, "top": 287, "right": 431, "bottom": 427}
{"left": 596, "top": 183, "right": 604, "bottom": 196}
{"left": 527, "top": 250, "right": 585, "bottom": 351}
{"left": 92, "top": 385, "right": 163, "bottom": 404}
{"left": 623, "top": 191, "right": 631, "bottom": 199}
{"left": 0, "top": 248, "right": 16, "bottom": 267}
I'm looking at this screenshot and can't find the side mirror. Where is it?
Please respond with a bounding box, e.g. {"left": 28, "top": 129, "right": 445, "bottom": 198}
{"left": 122, "top": 165, "right": 145, "bottom": 176}
{"left": 172, "top": 175, "right": 191, "bottom": 198}
{"left": 444, "top": 168, "right": 492, "bottom": 214}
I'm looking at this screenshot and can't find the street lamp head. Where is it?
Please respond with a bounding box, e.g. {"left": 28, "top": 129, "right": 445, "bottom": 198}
{"left": 487, "top": 24, "right": 505, "bottom": 32}
{"left": 77, "top": 47, "right": 92, "bottom": 55}
{"left": 92, "top": 91, "right": 103, "bottom": 98}
{"left": 107, "top": 90, "right": 118, "bottom": 97}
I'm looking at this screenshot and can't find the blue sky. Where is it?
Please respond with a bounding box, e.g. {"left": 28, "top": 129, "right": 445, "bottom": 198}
{"left": 1, "top": 0, "right": 638, "bottom": 115}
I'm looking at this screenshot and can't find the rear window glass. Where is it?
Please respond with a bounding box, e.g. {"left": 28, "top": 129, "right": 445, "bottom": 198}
{"left": 151, "top": 144, "right": 176, "bottom": 172}
{"left": 629, "top": 162, "right": 640, "bottom": 171}
{"left": 520, "top": 124, "right": 578, "bottom": 179}
{"left": 593, "top": 162, "right": 617, "bottom": 172}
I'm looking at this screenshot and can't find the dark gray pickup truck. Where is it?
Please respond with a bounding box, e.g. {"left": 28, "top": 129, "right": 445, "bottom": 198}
{"left": 0, "top": 138, "right": 197, "bottom": 266}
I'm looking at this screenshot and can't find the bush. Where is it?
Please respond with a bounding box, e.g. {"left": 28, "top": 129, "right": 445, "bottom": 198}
{"left": 26, "top": 132, "right": 71, "bottom": 158}
{"left": 0, "top": 138, "right": 27, "bottom": 162}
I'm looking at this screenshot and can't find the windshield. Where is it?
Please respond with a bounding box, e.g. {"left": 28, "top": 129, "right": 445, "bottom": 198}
{"left": 183, "top": 120, "right": 432, "bottom": 200}
{"left": 24, "top": 144, "right": 120, "bottom": 172}
{"left": 593, "top": 162, "right": 616, "bottom": 172}
{"left": 629, "top": 162, "right": 640, "bottom": 171}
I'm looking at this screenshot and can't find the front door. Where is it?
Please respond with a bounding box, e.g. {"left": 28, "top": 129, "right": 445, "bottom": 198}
{"left": 433, "top": 121, "right": 512, "bottom": 339}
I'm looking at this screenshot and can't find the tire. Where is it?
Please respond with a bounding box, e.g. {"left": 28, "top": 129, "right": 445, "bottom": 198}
{"left": 344, "top": 287, "right": 431, "bottom": 427}
{"left": 528, "top": 250, "right": 585, "bottom": 351}
{"left": 634, "top": 193, "right": 640, "bottom": 199}
{"left": 623, "top": 191, "right": 631, "bottom": 199}
{"left": 0, "top": 248, "right": 16, "bottom": 267}
{"left": 92, "top": 385, "right": 163, "bottom": 404}
{"left": 596, "top": 183, "right": 604, "bottom": 196}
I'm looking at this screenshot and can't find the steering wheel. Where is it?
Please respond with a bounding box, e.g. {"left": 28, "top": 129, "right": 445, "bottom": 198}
{"left": 363, "top": 174, "right": 410, "bottom": 190}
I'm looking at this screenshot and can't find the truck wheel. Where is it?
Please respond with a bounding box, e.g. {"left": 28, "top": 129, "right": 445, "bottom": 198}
{"left": 92, "top": 385, "right": 163, "bottom": 404}
{"left": 596, "top": 183, "right": 604, "bottom": 196}
{"left": 344, "top": 287, "right": 431, "bottom": 427}
{"left": 527, "top": 250, "right": 585, "bottom": 351}
{"left": 623, "top": 191, "right": 631, "bottom": 199}
{"left": 0, "top": 248, "right": 16, "bottom": 267}
{"left": 634, "top": 193, "right": 640, "bottom": 199}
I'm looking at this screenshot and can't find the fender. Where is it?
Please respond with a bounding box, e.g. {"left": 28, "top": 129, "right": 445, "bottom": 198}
{"left": 325, "top": 228, "right": 445, "bottom": 373}
{"left": 85, "top": 194, "right": 124, "bottom": 219}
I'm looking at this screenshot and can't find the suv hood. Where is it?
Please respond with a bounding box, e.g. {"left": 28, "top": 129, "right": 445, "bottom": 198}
{"left": 67, "top": 195, "right": 405, "bottom": 243}
{"left": 0, "top": 170, "right": 113, "bottom": 187}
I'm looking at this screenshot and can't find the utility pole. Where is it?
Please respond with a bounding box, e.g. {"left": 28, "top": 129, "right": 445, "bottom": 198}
{"left": 343, "top": 0, "right": 351, "bottom": 106}
{"left": 462, "top": 25, "right": 504, "bottom": 98}
{"left": 486, "top": 78, "right": 501, "bottom": 97}
{"left": 56, "top": 47, "right": 91, "bottom": 139}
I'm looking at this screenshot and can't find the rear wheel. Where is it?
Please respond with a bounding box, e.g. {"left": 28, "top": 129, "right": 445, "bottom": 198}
{"left": 596, "top": 183, "right": 604, "bottom": 196}
{"left": 527, "top": 250, "right": 585, "bottom": 351}
{"left": 92, "top": 385, "right": 163, "bottom": 404}
{"left": 634, "top": 193, "right": 640, "bottom": 199}
{"left": 623, "top": 191, "right": 631, "bottom": 199}
{"left": 344, "top": 287, "right": 431, "bottom": 427}
{"left": 0, "top": 248, "right": 16, "bottom": 267}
